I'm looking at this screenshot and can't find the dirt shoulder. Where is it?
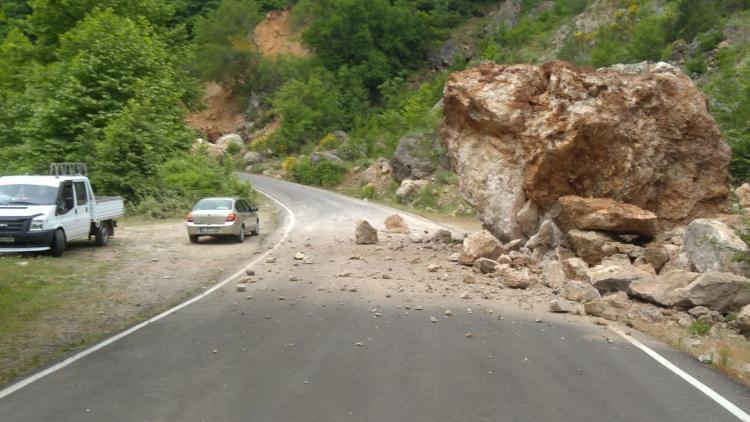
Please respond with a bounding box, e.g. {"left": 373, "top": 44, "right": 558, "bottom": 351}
{"left": 0, "top": 198, "right": 281, "bottom": 387}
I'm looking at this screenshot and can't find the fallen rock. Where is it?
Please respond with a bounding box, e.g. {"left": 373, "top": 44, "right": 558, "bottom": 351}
{"left": 458, "top": 230, "right": 504, "bottom": 265}
{"left": 431, "top": 229, "right": 453, "bottom": 243}
{"left": 638, "top": 305, "right": 665, "bottom": 323}
{"left": 563, "top": 280, "right": 601, "bottom": 302}
{"left": 628, "top": 270, "right": 701, "bottom": 307}
{"left": 682, "top": 218, "right": 749, "bottom": 276}
{"left": 672, "top": 272, "right": 750, "bottom": 312}
{"left": 687, "top": 306, "right": 723, "bottom": 325}
{"left": 355, "top": 220, "right": 378, "bottom": 244}
{"left": 568, "top": 230, "right": 614, "bottom": 266}
{"left": 473, "top": 258, "right": 499, "bottom": 274}
{"left": 497, "top": 265, "right": 537, "bottom": 289}
{"left": 525, "top": 220, "right": 563, "bottom": 250}
{"left": 549, "top": 298, "right": 579, "bottom": 313}
{"left": 633, "top": 247, "right": 669, "bottom": 272}
{"left": 447, "top": 252, "right": 460, "bottom": 262}
{"left": 395, "top": 179, "right": 429, "bottom": 201}
{"left": 427, "top": 264, "right": 441, "bottom": 272}
{"left": 384, "top": 214, "right": 410, "bottom": 234}
{"left": 584, "top": 292, "right": 630, "bottom": 321}
{"left": 736, "top": 305, "right": 750, "bottom": 334}
{"left": 504, "top": 238, "right": 524, "bottom": 252}
{"left": 542, "top": 261, "right": 566, "bottom": 289}
{"left": 557, "top": 196, "right": 657, "bottom": 236}
{"left": 441, "top": 61, "right": 730, "bottom": 242}
{"left": 587, "top": 264, "right": 652, "bottom": 294}
{"left": 361, "top": 158, "right": 393, "bottom": 189}
{"left": 561, "top": 257, "right": 589, "bottom": 281}
{"left": 294, "top": 252, "right": 305, "bottom": 260}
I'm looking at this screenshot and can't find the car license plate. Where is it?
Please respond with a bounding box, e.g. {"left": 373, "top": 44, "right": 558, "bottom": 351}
{"left": 199, "top": 227, "right": 219, "bottom": 234}
{"left": 0, "top": 237, "right": 14, "bottom": 243}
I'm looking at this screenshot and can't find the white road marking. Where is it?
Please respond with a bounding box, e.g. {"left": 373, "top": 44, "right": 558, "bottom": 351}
{"left": 610, "top": 326, "right": 750, "bottom": 421}
{"left": 0, "top": 188, "right": 296, "bottom": 401}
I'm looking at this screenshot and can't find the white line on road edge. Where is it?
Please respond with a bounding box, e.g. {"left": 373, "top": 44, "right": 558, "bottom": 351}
{"left": 0, "top": 188, "right": 296, "bottom": 401}
{"left": 610, "top": 326, "right": 750, "bottom": 421}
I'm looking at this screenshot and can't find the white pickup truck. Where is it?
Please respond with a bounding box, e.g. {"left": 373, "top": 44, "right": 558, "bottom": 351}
{"left": 0, "top": 164, "right": 124, "bottom": 257}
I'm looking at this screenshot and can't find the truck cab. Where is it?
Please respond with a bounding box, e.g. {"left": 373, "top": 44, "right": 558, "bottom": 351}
{"left": 0, "top": 164, "right": 125, "bottom": 257}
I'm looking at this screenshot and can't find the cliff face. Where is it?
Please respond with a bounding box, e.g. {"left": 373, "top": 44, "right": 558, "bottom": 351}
{"left": 441, "top": 61, "right": 731, "bottom": 242}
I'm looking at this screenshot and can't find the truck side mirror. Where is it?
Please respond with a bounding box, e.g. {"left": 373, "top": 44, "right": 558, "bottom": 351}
{"left": 66, "top": 197, "right": 75, "bottom": 210}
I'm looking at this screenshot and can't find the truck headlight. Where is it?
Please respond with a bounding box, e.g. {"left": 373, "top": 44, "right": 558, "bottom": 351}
{"left": 29, "top": 218, "right": 45, "bottom": 231}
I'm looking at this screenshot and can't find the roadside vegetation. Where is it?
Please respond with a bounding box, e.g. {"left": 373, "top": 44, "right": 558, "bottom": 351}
{"left": 0, "top": 254, "right": 112, "bottom": 384}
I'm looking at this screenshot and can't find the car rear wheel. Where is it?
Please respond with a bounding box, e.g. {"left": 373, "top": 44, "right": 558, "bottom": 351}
{"left": 94, "top": 222, "right": 110, "bottom": 246}
{"left": 50, "top": 229, "right": 66, "bottom": 257}
{"left": 237, "top": 225, "right": 246, "bottom": 243}
{"left": 251, "top": 219, "right": 259, "bottom": 236}
{"left": 189, "top": 235, "right": 200, "bottom": 243}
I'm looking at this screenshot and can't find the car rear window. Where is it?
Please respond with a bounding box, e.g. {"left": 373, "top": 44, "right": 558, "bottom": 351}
{"left": 194, "top": 199, "right": 233, "bottom": 210}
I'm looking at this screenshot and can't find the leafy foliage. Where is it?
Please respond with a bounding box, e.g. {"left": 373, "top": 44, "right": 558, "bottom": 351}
{"left": 189, "top": 0, "right": 263, "bottom": 85}
{"left": 0, "top": 2, "right": 251, "bottom": 212}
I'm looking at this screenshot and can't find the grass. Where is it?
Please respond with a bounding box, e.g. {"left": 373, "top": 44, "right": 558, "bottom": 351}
{"left": 687, "top": 320, "right": 712, "bottom": 336}
{"left": 0, "top": 254, "right": 111, "bottom": 385}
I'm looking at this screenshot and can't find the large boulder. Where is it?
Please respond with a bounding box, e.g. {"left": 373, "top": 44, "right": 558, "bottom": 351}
{"left": 556, "top": 196, "right": 657, "bottom": 236}
{"left": 628, "top": 271, "right": 701, "bottom": 307}
{"left": 441, "top": 61, "right": 730, "bottom": 242}
{"left": 682, "top": 219, "right": 749, "bottom": 276}
{"left": 390, "top": 133, "right": 446, "bottom": 181}
{"left": 672, "top": 272, "right": 750, "bottom": 312}
{"left": 459, "top": 230, "right": 504, "bottom": 265}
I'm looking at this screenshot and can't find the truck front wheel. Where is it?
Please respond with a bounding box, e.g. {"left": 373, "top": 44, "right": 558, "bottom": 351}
{"left": 95, "top": 222, "right": 110, "bottom": 246}
{"left": 50, "top": 229, "right": 66, "bottom": 257}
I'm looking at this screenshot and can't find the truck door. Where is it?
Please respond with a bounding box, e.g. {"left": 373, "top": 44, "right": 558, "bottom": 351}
{"left": 56, "top": 182, "right": 79, "bottom": 240}
{"left": 71, "top": 181, "right": 91, "bottom": 239}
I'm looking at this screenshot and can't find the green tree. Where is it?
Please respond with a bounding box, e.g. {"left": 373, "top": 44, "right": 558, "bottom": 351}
{"left": 190, "top": 0, "right": 262, "bottom": 85}
{"left": 27, "top": 0, "right": 176, "bottom": 51}
{"left": 270, "top": 73, "right": 344, "bottom": 152}
{"left": 301, "top": 0, "right": 433, "bottom": 92}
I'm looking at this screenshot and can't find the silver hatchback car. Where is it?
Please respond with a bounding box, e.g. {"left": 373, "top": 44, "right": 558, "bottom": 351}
{"left": 186, "top": 197, "right": 259, "bottom": 243}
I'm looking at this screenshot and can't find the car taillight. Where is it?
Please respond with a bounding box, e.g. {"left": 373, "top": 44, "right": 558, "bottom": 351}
{"left": 226, "top": 212, "right": 237, "bottom": 222}
{"left": 186, "top": 212, "right": 193, "bottom": 222}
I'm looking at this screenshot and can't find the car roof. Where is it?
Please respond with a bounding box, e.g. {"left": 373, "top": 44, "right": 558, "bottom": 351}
{"left": 0, "top": 175, "right": 88, "bottom": 187}
{"left": 197, "top": 197, "right": 238, "bottom": 201}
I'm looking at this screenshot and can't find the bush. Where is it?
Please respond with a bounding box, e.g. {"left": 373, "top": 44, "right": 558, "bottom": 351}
{"left": 288, "top": 157, "right": 348, "bottom": 187}
{"left": 360, "top": 183, "right": 376, "bottom": 199}
{"left": 687, "top": 320, "right": 712, "bottom": 336}
{"left": 413, "top": 185, "right": 439, "bottom": 209}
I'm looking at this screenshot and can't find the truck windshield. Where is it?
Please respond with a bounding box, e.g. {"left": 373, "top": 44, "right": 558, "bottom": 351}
{"left": 0, "top": 184, "right": 59, "bottom": 205}
{"left": 194, "top": 199, "right": 233, "bottom": 210}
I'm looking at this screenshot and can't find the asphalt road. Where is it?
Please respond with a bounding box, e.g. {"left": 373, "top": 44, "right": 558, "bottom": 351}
{"left": 1, "top": 174, "right": 749, "bottom": 422}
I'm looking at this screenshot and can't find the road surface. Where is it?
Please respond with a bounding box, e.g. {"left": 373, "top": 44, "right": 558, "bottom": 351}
{"left": 1, "top": 174, "right": 749, "bottom": 421}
